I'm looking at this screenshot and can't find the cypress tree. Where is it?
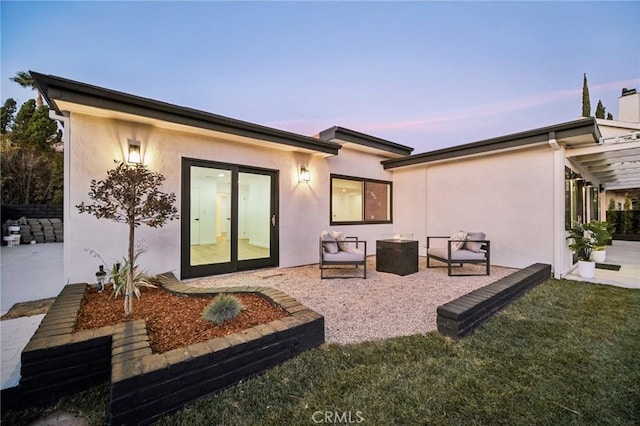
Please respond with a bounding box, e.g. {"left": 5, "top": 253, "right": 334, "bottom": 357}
{"left": 595, "top": 100, "right": 606, "bottom": 119}
{"left": 582, "top": 73, "right": 591, "bottom": 117}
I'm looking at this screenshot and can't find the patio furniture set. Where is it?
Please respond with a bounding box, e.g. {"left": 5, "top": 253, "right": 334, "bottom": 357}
{"left": 319, "top": 230, "right": 490, "bottom": 279}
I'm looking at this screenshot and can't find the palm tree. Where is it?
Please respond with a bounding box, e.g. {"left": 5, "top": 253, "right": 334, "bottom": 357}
{"left": 11, "top": 71, "right": 43, "bottom": 107}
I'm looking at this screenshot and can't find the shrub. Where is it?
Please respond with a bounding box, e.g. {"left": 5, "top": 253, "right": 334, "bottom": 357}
{"left": 606, "top": 199, "right": 618, "bottom": 233}
{"left": 202, "top": 294, "right": 244, "bottom": 325}
{"left": 585, "top": 220, "right": 612, "bottom": 250}
{"left": 567, "top": 222, "right": 593, "bottom": 261}
{"left": 621, "top": 196, "right": 633, "bottom": 234}
{"left": 84, "top": 247, "right": 156, "bottom": 299}
{"left": 110, "top": 249, "right": 156, "bottom": 301}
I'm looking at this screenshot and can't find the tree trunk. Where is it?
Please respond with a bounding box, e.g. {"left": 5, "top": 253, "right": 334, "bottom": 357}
{"left": 126, "top": 221, "right": 135, "bottom": 316}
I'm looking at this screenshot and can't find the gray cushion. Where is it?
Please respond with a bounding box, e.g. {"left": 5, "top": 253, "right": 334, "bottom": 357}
{"left": 321, "top": 231, "right": 339, "bottom": 254}
{"left": 323, "top": 249, "right": 365, "bottom": 262}
{"left": 428, "top": 247, "right": 486, "bottom": 260}
{"left": 449, "top": 230, "right": 468, "bottom": 251}
{"left": 464, "top": 232, "right": 486, "bottom": 252}
{"left": 331, "top": 230, "right": 352, "bottom": 252}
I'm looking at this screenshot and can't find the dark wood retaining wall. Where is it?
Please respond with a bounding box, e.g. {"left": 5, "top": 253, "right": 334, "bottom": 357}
{"left": 437, "top": 263, "right": 551, "bottom": 339}
{"left": 3, "top": 273, "right": 324, "bottom": 425}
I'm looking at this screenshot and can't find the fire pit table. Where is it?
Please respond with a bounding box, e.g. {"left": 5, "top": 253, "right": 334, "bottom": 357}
{"left": 376, "top": 233, "right": 419, "bottom": 276}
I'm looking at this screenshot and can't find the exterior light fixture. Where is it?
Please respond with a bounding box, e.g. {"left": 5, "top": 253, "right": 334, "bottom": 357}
{"left": 95, "top": 265, "right": 106, "bottom": 293}
{"left": 128, "top": 140, "right": 141, "bottom": 164}
{"left": 299, "top": 166, "right": 310, "bottom": 183}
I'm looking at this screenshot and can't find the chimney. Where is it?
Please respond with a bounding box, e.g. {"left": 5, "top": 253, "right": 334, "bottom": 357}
{"left": 618, "top": 88, "right": 640, "bottom": 123}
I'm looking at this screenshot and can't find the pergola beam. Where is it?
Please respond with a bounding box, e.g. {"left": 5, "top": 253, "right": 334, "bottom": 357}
{"left": 565, "top": 140, "right": 640, "bottom": 157}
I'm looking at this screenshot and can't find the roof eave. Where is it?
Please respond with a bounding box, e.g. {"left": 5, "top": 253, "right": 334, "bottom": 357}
{"left": 319, "top": 126, "right": 414, "bottom": 156}
{"left": 382, "top": 118, "right": 600, "bottom": 170}
{"left": 30, "top": 71, "right": 341, "bottom": 156}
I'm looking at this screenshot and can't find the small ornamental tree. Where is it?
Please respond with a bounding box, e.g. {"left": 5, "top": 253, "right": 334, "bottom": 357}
{"left": 77, "top": 162, "right": 179, "bottom": 315}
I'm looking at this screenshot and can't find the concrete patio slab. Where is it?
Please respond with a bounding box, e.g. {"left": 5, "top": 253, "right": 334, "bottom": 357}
{"left": 1, "top": 314, "right": 45, "bottom": 390}
{"left": 565, "top": 240, "right": 640, "bottom": 289}
{"left": 1, "top": 242, "right": 64, "bottom": 315}
{"left": 1, "top": 242, "right": 63, "bottom": 390}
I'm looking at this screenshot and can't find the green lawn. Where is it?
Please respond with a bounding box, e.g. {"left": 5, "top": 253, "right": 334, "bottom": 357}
{"left": 3, "top": 279, "right": 639, "bottom": 425}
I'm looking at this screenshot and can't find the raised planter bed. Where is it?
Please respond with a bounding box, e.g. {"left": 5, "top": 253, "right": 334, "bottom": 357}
{"left": 2, "top": 273, "right": 324, "bottom": 425}
{"left": 437, "top": 263, "right": 551, "bottom": 339}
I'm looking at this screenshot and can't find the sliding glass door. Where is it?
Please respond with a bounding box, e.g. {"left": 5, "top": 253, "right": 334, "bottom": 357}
{"left": 238, "top": 172, "right": 272, "bottom": 262}
{"left": 182, "top": 159, "right": 278, "bottom": 278}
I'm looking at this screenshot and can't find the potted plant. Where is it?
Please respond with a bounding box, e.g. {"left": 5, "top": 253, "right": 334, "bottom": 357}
{"left": 586, "top": 220, "right": 612, "bottom": 263}
{"left": 567, "top": 222, "right": 596, "bottom": 278}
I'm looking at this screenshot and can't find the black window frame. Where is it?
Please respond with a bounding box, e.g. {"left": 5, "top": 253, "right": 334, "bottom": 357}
{"left": 330, "top": 174, "right": 393, "bottom": 225}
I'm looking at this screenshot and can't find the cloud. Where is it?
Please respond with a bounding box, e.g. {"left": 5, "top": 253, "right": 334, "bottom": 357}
{"left": 358, "top": 78, "right": 640, "bottom": 133}
{"left": 262, "top": 78, "right": 640, "bottom": 137}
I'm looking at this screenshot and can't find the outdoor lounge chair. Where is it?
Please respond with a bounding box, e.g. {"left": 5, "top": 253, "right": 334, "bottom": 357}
{"left": 426, "top": 231, "right": 490, "bottom": 276}
{"left": 319, "top": 230, "right": 367, "bottom": 279}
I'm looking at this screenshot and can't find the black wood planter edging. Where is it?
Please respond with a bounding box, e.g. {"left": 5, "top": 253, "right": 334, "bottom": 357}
{"left": 436, "top": 263, "right": 551, "bottom": 339}
{"left": 2, "top": 273, "right": 325, "bottom": 425}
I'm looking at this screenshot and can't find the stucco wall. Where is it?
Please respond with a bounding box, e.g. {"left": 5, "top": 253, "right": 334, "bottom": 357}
{"left": 320, "top": 147, "right": 395, "bottom": 253}
{"left": 390, "top": 168, "right": 428, "bottom": 246}
{"left": 66, "top": 114, "right": 396, "bottom": 283}
{"left": 391, "top": 148, "right": 557, "bottom": 269}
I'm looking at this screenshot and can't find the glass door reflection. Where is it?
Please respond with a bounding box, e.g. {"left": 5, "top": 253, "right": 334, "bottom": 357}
{"left": 189, "top": 166, "right": 232, "bottom": 266}
{"left": 238, "top": 172, "right": 271, "bottom": 261}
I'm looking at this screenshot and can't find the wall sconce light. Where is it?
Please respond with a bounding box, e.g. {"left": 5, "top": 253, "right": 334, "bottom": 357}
{"left": 299, "top": 166, "right": 310, "bottom": 183}
{"left": 128, "top": 140, "right": 141, "bottom": 164}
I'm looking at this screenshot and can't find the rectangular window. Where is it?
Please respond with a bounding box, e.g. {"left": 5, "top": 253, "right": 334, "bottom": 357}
{"left": 331, "top": 175, "right": 392, "bottom": 224}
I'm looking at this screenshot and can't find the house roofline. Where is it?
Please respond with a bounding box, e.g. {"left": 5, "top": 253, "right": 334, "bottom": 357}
{"left": 382, "top": 118, "right": 601, "bottom": 170}
{"left": 318, "top": 126, "right": 414, "bottom": 156}
{"left": 30, "top": 71, "right": 342, "bottom": 156}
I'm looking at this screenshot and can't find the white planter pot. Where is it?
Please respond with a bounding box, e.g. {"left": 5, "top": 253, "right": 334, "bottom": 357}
{"left": 3, "top": 235, "right": 19, "bottom": 247}
{"left": 578, "top": 260, "right": 596, "bottom": 279}
{"left": 591, "top": 251, "right": 606, "bottom": 263}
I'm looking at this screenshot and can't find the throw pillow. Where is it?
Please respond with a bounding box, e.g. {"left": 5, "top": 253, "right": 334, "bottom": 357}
{"left": 449, "top": 230, "right": 468, "bottom": 251}
{"left": 321, "top": 230, "right": 339, "bottom": 254}
{"left": 331, "top": 230, "right": 352, "bottom": 252}
{"left": 464, "top": 232, "right": 486, "bottom": 252}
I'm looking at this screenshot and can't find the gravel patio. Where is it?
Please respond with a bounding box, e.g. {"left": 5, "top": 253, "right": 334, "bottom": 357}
{"left": 186, "top": 257, "right": 518, "bottom": 345}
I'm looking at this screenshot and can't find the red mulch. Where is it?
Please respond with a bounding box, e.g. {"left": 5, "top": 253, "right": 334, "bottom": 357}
{"left": 74, "top": 285, "right": 289, "bottom": 353}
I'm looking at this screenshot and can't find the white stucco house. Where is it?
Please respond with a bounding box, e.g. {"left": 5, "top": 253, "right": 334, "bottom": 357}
{"left": 31, "top": 72, "right": 639, "bottom": 282}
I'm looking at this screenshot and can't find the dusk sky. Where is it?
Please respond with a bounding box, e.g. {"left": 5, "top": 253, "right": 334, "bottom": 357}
{"left": 2, "top": 1, "right": 638, "bottom": 153}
